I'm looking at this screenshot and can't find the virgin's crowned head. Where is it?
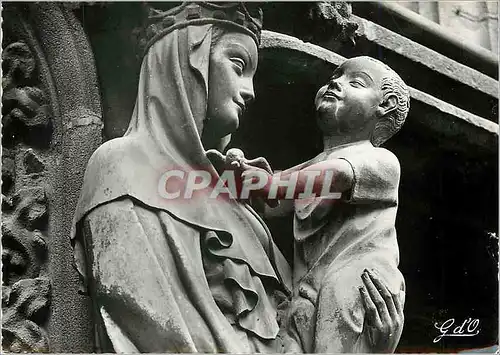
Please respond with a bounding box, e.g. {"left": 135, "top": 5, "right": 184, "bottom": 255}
{"left": 129, "top": 2, "right": 263, "bottom": 151}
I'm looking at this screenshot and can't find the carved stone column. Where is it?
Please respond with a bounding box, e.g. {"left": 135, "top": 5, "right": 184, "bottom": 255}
{"left": 2, "top": 3, "right": 103, "bottom": 352}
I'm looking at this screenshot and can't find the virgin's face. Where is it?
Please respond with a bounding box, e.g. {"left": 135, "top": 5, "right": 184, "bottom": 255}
{"left": 206, "top": 32, "right": 258, "bottom": 138}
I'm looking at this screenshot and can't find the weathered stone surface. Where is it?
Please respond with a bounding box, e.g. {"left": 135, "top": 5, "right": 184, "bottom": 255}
{"left": 2, "top": 149, "right": 16, "bottom": 194}
{"left": 409, "top": 87, "right": 498, "bottom": 147}
{"left": 2, "top": 42, "right": 53, "bottom": 148}
{"left": 1, "top": 187, "right": 50, "bottom": 351}
{"left": 262, "top": 2, "right": 358, "bottom": 48}
{"left": 2, "top": 188, "right": 48, "bottom": 285}
{"left": 15, "top": 3, "right": 102, "bottom": 352}
{"left": 2, "top": 17, "right": 53, "bottom": 351}
{"left": 353, "top": 15, "right": 497, "bottom": 98}
{"left": 352, "top": 2, "right": 498, "bottom": 79}
{"left": 23, "top": 149, "right": 45, "bottom": 174}
{"left": 2, "top": 42, "right": 36, "bottom": 90}
{"left": 2, "top": 278, "right": 51, "bottom": 353}
{"left": 15, "top": 188, "right": 48, "bottom": 231}
{"left": 262, "top": 31, "right": 345, "bottom": 67}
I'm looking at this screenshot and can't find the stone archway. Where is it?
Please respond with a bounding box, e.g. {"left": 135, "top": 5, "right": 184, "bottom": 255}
{"left": 2, "top": 3, "right": 102, "bottom": 352}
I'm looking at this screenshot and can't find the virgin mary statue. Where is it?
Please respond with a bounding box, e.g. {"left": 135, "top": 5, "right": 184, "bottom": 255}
{"left": 71, "top": 3, "right": 292, "bottom": 352}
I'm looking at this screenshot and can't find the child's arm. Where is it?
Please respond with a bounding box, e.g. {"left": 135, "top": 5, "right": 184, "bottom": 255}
{"left": 240, "top": 158, "right": 354, "bottom": 201}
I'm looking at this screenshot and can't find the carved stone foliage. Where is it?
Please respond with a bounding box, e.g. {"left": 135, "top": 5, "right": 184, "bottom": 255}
{"left": 2, "top": 39, "right": 52, "bottom": 352}
{"left": 2, "top": 279, "right": 51, "bottom": 352}
{"left": 305, "top": 2, "right": 359, "bottom": 44}
{"left": 2, "top": 42, "right": 52, "bottom": 149}
{"left": 261, "top": 2, "right": 359, "bottom": 48}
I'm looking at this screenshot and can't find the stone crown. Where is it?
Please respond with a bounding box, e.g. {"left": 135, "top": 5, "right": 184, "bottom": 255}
{"left": 141, "top": 2, "right": 263, "bottom": 55}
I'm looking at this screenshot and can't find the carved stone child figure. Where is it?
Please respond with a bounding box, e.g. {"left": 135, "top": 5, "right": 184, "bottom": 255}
{"left": 240, "top": 56, "right": 410, "bottom": 353}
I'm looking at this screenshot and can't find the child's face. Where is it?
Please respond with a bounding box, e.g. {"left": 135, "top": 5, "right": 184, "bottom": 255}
{"left": 314, "top": 57, "right": 389, "bottom": 134}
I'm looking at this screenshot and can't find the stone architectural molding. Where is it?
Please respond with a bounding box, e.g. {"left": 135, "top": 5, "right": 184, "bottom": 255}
{"left": 351, "top": 14, "right": 498, "bottom": 121}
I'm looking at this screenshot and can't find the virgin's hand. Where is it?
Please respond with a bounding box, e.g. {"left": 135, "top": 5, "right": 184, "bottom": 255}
{"left": 206, "top": 149, "right": 225, "bottom": 164}
{"left": 225, "top": 148, "right": 246, "bottom": 168}
{"left": 359, "top": 269, "right": 404, "bottom": 353}
{"left": 206, "top": 149, "right": 226, "bottom": 173}
{"left": 243, "top": 157, "right": 273, "bottom": 174}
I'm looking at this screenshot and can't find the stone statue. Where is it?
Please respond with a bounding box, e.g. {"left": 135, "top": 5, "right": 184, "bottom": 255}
{"left": 71, "top": 2, "right": 404, "bottom": 353}
{"left": 239, "top": 56, "right": 410, "bottom": 353}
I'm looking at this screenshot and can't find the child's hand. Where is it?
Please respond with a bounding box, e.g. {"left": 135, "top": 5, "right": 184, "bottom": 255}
{"left": 239, "top": 157, "right": 273, "bottom": 175}
{"left": 359, "top": 269, "right": 404, "bottom": 353}
{"left": 240, "top": 161, "right": 272, "bottom": 196}
{"left": 240, "top": 161, "right": 279, "bottom": 207}
{"left": 222, "top": 149, "right": 277, "bottom": 207}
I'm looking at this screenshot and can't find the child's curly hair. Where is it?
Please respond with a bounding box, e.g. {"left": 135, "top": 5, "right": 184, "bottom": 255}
{"left": 366, "top": 58, "right": 410, "bottom": 147}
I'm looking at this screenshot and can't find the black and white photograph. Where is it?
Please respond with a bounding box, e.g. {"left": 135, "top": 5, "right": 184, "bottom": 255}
{"left": 1, "top": 1, "right": 498, "bottom": 353}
